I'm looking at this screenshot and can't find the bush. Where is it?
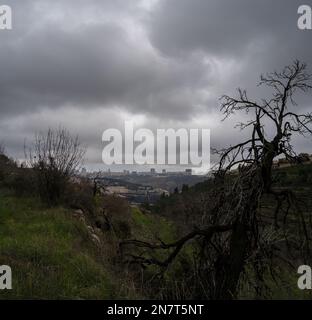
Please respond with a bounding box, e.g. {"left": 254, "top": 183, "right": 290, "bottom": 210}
{"left": 0, "top": 154, "right": 38, "bottom": 197}
{"left": 63, "top": 179, "right": 95, "bottom": 214}
{"left": 0, "top": 154, "right": 16, "bottom": 184}
{"left": 115, "top": 220, "right": 132, "bottom": 239}
{"left": 96, "top": 195, "right": 132, "bottom": 238}
{"left": 26, "top": 128, "right": 85, "bottom": 206}
{"left": 6, "top": 168, "right": 38, "bottom": 197}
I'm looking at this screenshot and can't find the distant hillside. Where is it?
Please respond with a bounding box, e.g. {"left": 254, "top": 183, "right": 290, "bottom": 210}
{"left": 121, "top": 174, "right": 207, "bottom": 193}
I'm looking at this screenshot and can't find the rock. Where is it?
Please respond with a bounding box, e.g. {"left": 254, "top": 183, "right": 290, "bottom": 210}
{"left": 74, "top": 209, "right": 84, "bottom": 216}
{"left": 78, "top": 216, "right": 86, "bottom": 224}
{"left": 94, "top": 227, "right": 103, "bottom": 236}
{"left": 91, "top": 234, "right": 101, "bottom": 246}
{"left": 87, "top": 225, "right": 94, "bottom": 233}
{"left": 73, "top": 209, "right": 85, "bottom": 222}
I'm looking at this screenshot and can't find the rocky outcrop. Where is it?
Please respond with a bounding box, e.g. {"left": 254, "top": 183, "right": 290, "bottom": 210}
{"left": 72, "top": 209, "right": 102, "bottom": 247}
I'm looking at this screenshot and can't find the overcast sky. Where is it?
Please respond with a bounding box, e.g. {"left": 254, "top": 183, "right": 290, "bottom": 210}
{"left": 0, "top": 0, "right": 312, "bottom": 172}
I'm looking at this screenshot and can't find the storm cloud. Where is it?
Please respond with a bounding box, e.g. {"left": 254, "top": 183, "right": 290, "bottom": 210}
{"left": 0, "top": 0, "right": 311, "bottom": 168}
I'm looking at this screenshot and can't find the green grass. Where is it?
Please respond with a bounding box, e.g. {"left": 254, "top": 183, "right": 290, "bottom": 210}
{"left": 4, "top": 191, "right": 308, "bottom": 300}
{"left": 131, "top": 206, "right": 196, "bottom": 286}
{"left": 0, "top": 192, "right": 182, "bottom": 300}
{"left": 0, "top": 192, "right": 114, "bottom": 299}
{"left": 131, "top": 206, "right": 175, "bottom": 243}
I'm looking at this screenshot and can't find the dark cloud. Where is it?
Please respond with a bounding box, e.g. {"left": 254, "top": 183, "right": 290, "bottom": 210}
{"left": 0, "top": 0, "right": 311, "bottom": 165}
{"left": 148, "top": 0, "right": 307, "bottom": 58}
{"left": 148, "top": 0, "right": 312, "bottom": 98}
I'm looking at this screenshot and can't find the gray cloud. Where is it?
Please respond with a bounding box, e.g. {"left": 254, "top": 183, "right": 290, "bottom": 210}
{"left": 0, "top": 0, "right": 311, "bottom": 166}
{"left": 1, "top": 0, "right": 212, "bottom": 120}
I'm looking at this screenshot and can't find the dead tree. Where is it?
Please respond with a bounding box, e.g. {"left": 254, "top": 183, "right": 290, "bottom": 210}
{"left": 121, "top": 61, "right": 312, "bottom": 299}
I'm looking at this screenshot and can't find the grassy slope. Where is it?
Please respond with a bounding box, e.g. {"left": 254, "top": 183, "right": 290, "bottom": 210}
{"left": 0, "top": 191, "right": 114, "bottom": 299}
{"left": 131, "top": 206, "right": 175, "bottom": 243}
{"left": 131, "top": 206, "right": 195, "bottom": 297}
{"left": 0, "top": 191, "right": 176, "bottom": 299}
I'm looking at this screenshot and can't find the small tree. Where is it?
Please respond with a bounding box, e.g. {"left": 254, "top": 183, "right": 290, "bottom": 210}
{"left": 27, "top": 128, "right": 86, "bottom": 205}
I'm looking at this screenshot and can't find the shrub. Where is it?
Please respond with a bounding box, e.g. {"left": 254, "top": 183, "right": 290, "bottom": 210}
{"left": 7, "top": 168, "right": 38, "bottom": 197}
{"left": 26, "top": 128, "right": 86, "bottom": 206}
{"left": 63, "top": 179, "right": 94, "bottom": 214}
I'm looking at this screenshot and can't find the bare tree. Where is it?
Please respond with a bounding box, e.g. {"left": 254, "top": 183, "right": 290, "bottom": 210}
{"left": 27, "top": 128, "right": 86, "bottom": 205}
{"left": 219, "top": 60, "right": 312, "bottom": 189}
{"left": 121, "top": 61, "right": 312, "bottom": 299}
